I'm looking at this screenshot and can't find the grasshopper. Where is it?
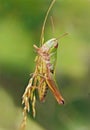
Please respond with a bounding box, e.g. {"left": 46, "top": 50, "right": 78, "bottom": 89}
{"left": 21, "top": 0, "right": 66, "bottom": 129}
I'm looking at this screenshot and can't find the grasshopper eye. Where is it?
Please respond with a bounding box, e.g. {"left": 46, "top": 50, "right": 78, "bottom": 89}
{"left": 54, "top": 42, "right": 58, "bottom": 48}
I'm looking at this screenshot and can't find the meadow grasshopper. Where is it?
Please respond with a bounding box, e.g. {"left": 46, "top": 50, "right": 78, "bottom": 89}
{"left": 21, "top": 0, "right": 67, "bottom": 129}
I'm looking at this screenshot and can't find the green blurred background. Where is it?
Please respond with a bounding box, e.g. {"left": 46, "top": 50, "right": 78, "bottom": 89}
{"left": 0, "top": 0, "right": 90, "bottom": 130}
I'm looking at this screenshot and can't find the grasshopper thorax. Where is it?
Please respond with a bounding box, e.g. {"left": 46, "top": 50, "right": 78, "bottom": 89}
{"left": 33, "top": 38, "right": 58, "bottom": 54}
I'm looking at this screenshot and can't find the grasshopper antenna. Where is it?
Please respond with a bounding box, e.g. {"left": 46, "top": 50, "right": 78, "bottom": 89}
{"left": 56, "top": 32, "right": 68, "bottom": 40}
{"left": 40, "top": 0, "right": 56, "bottom": 46}
{"left": 50, "top": 16, "right": 55, "bottom": 37}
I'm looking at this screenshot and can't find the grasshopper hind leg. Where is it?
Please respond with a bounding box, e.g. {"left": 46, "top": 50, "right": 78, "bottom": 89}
{"left": 37, "top": 77, "right": 49, "bottom": 102}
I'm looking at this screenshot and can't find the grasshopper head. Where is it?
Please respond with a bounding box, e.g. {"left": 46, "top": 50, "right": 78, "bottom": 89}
{"left": 45, "top": 38, "right": 58, "bottom": 53}
{"left": 45, "top": 33, "right": 68, "bottom": 52}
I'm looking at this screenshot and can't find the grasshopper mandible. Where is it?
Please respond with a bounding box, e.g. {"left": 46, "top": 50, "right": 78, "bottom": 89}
{"left": 21, "top": 0, "right": 66, "bottom": 128}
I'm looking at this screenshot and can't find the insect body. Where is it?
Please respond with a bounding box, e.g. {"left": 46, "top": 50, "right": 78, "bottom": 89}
{"left": 33, "top": 38, "right": 64, "bottom": 104}
{"left": 21, "top": 0, "right": 65, "bottom": 129}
